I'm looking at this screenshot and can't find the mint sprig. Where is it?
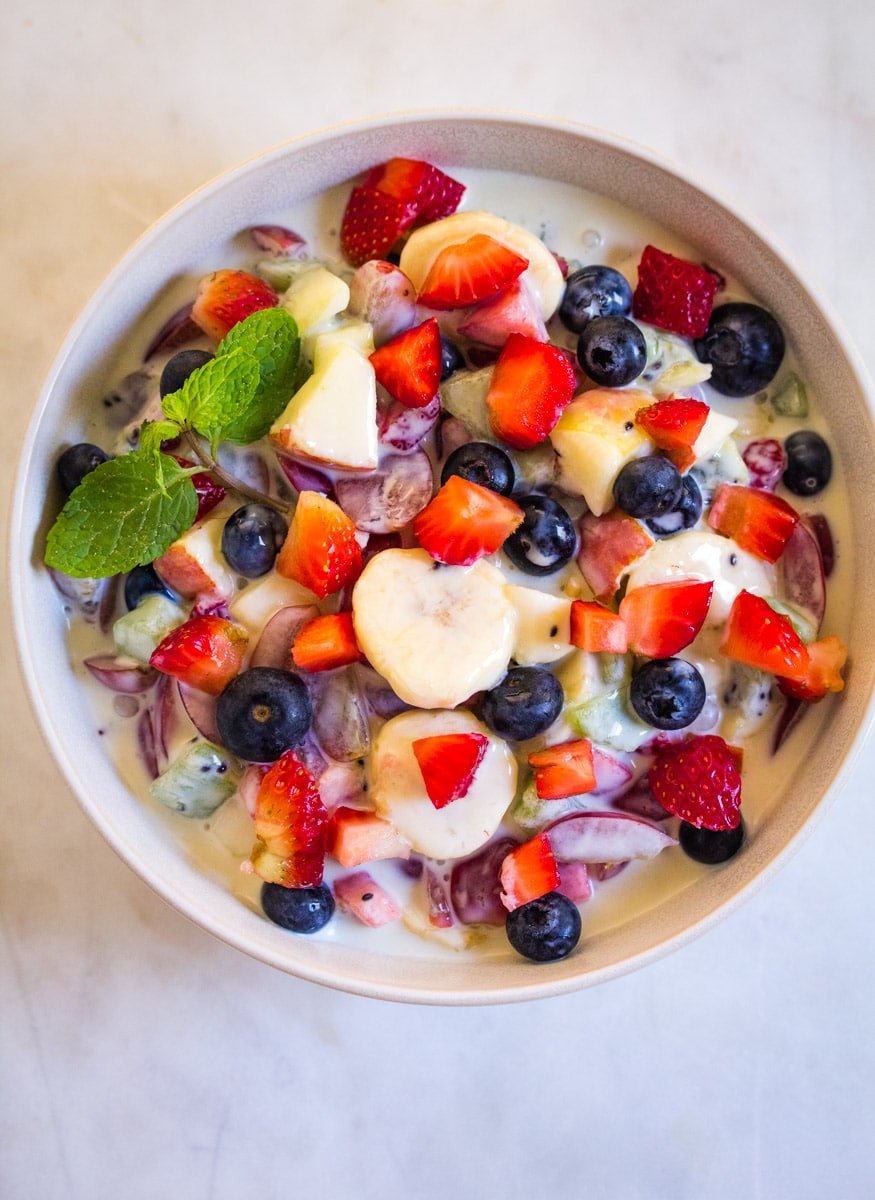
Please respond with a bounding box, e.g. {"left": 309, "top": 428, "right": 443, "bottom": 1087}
{"left": 216, "top": 307, "right": 300, "bottom": 443}
{"left": 163, "top": 348, "right": 261, "bottom": 449}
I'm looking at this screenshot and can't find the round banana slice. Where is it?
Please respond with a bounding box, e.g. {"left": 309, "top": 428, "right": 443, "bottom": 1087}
{"left": 352, "top": 548, "right": 517, "bottom": 708}
{"left": 399, "top": 211, "right": 565, "bottom": 319}
{"left": 369, "top": 709, "right": 517, "bottom": 859}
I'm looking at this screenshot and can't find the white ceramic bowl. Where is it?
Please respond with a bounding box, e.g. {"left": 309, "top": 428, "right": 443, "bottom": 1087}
{"left": 11, "top": 113, "right": 875, "bottom": 1004}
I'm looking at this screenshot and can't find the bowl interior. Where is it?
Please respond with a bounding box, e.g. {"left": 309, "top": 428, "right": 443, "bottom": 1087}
{"left": 12, "top": 113, "right": 875, "bottom": 1003}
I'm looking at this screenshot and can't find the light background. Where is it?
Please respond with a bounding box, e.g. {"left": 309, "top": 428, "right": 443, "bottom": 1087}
{"left": 2, "top": 2, "right": 874, "bottom": 1197}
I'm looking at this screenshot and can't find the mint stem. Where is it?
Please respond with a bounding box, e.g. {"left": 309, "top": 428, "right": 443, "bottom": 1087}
{"left": 182, "top": 431, "right": 290, "bottom": 516}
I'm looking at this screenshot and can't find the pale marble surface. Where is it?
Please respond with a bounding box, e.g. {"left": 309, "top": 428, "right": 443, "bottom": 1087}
{"left": 2, "top": 2, "right": 875, "bottom": 1197}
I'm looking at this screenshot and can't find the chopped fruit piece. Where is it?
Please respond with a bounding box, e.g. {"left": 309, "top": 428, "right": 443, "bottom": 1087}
{"left": 619, "top": 579, "right": 713, "bottom": 658}
{"left": 154, "top": 518, "right": 235, "bottom": 601}
{"left": 648, "top": 735, "right": 742, "bottom": 831}
{"left": 635, "top": 397, "right": 709, "bottom": 472}
{"left": 632, "top": 245, "right": 719, "bottom": 339}
{"left": 412, "top": 475, "right": 523, "bottom": 566}
{"left": 369, "top": 318, "right": 442, "bottom": 409}
{"left": 528, "top": 739, "right": 596, "bottom": 801}
{"left": 720, "top": 590, "right": 810, "bottom": 681}
{"left": 248, "top": 750, "right": 327, "bottom": 887}
{"left": 149, "top": 615, "right": 247, "bottom": 695}
{"left": 485, "top": 333, "right": 577, "bottom": 450}
{"left": 778, "top": 635, "right": 848, "bottom": 702}
{"left": 499, "top": 833, "right": 561, "bottom": 912}
{"left": 418, "top": 234, "right": 528, "bottom": 310}
{"left": 291, "top": 612, "right": 365, "bottom": 673}
{"left": 569, "top": 601, "right": 629, "bottom": 653}
{"left": 412, "top": 732, "right": 489, "bottom": 810}
{"left": 576, "top": 509, "right": 655, "bottom": 603}
{"left": 364, "top": 157, "right": 465, "bottom": 224}
{"left": 334, "top": 871, "right": 401, "bottom": 927}
{"left": 326, "top": 806, "right": 411, "bottom": 868}
{"left": 425, "top": 867, "right": 454, "bottom": 927}
{"left": 340, "top": 186, "right": 410, "bottom": 267}
{"left": 555, "top": 861, "right": 593, "bottom": 904}
{"left": 708, "top": 483, "right": 799, "bottom": 563}
{"left": 191, "top": 269, "right": 278, "bottom": 342}
{"left": 276, "top": 491, "right": 363, "bottom": 599}
{"left": 458, "top": 278, "right": 548, "bottom": 348}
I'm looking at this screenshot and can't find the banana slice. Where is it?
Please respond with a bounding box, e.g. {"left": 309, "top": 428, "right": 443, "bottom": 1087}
{"left": 369, "top": 709, "right": 517, "bottom": 859}
{"left": 399, "top": 211, "right": 565, "bottom": 320}
{"left": 352, "top": 548, "right": 516, "bottom": 709}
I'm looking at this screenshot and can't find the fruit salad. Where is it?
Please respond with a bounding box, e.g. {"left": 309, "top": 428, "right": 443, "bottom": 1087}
{"left": 44, "top": 157, "right": 848, "bottom": 965}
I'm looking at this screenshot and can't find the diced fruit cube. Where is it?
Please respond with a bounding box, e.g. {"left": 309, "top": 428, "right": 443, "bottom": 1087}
{"left": 411, "top": 732, "right": 489, "bottom": 809}
{"left": 229, "top": 574, "right": 318, "bottom": 636}
{"left": 777, "top": 635, "right": 848, "bottom": 702}
{"left": 499, "top": 833, "right": 561, "bottom": 912}
{"left": 248, "top": 750, "right": 327, "bottom": 887}
{"left": 113, "top": 593, "right": 187, "bottom": 664}
{"left": 154, "top": 518, "right": 236, "bottom": 600}
{"left": 276, "top": 491, "right": 363, "bottom": 599}
{"left": 528, "top": 739, "right": 596, "bottom": 801}
{"left": 569, "top": 601, "right": 628, "bottom": 653}
{"left": 418, "top": 234, "right": 528, "bottom": 310}
{"left": 556, "top": 861, "right": 593, "bottom": 904}
{"left": 619, "top": 579, "right": 713, "bottom": 658}
{"left": 632, "top": 245, "right": 719, "bottom": 338}
{"left": 635, "top": 397, "right": 709, "bottom": 471}
{"left": 720, "top": 590, "right": 810, "bottom": 681}
{"left": 191, "top": 269, "right": 278, "bottom": 342}
{"left": 485, "top": 333, "right": 577, "bottom": 450}
{"left": 149, "top": 614, "right": 248, "bottom": 695}
{"left": 550, "top": 389, "right": 654, "bottom": 516}
{"left": 150, "top": 740, "right": 237, "bottom": 818}
{"left": 690, "top": 409, "right": 738, "bottom": 465}
{"left": 708, "top": 483, "right": 799, "bottom": 563}
{"left": 412, "top": 475, "right": 524, "bottom": 566}
{"left": 334, "top": 871, "right": 401, "bottom": 927}
{"left": 507, "top": 586, "right": 573, "bottom": 667}
{"left": 458, "top": 278, "right": 548, "bottom": 348}
{"left": 326, "top": 806, "right": 411, "bottom": 868}
{"left": 577, "top": 509, "right": 655, "bottom": 604}
{"left": 648, "top": 735, "right": 742, "bottom": 831}
{"left": 282, "top": 265, "right": 350, "bottom": 336}
{"left": 292, "top": 611, "right": 365, "bottom": 673}
{"left": 369, "top": 318, "right": 442, "bottom": 409}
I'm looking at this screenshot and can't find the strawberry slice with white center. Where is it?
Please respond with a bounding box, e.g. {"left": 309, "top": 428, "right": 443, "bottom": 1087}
{"left": 291, "top": 611, "right": 365, "bottom": 673}
{"left": 485, "top": 333, "right": 577, "bottom": 450}
{"left": 276, "top": 491, "right": 363, "bottom": 599}
{"left": 720, "top": 590, "right": 810, "bottom": 680}
{"left": 412, "top": 475, "right": 524, "bottom": 566}
{"left": 528, "top": 740, "right": 596, "bottom": 801}
{"left": 648, "top": 735, "right": 742, "bottom": 831}
{"left": 635, "top": 396, "right": 710, "bottom": 471}
{"left": 499, "top": 833, "right": 561, "bottom": 912}
{"left": 412, "top": 732, "right": 489, "bottom": 810}
{"left": 149, "top": 614, "right": 247, "bottom": 695}
{"left": 418, "top": 234, "right": 529, "bottom": 310}
{"left": 369, "top": 317, "right": 442, "bottom": 409}
{"left": 619, "top": 579, "right": 713, "bottom": 657}
{"left": 191, "top": 269, "right": 278, "bottom": 342}
{"left": 708, "top": 483, "right": 799, "bottom": 563}
{"left": 248, "top": 750, "right": 328, "bottom": 887}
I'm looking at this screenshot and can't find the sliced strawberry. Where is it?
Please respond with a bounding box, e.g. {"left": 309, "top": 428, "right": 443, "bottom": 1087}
{"left": 635, "top": 397, "right": 709, "bottom": 471}
{"left": 291, "top": 611, "right": 365, "bottom": 673}
{"left": 648, "top": 735, "right": 742, "bottom": 831}
{"left": 248, "top": 750, "right": 327, "bottom": 887}
{"left": 418, "top": 234, "right": 528, "bottom": 310}
{"left": 364, "top": 157, "right": 465, "bottom": 223}
{"left": 720, "top": 590, "right": 810, "bottom": 681}
{"left": 528, "top": 739, "right": 596, "bottom": 801}
{"left": 485, "top": 333, "right": 577, "bottom": 450}
{"left": 340, "top": 186, "right": 410, "bottom": 267}
{"left": 412, "top": 475, "right": 523, "bottom": 566}
{"left": 458, "top": 278, "right": 548, "bottom": 348}
{"left": 369, "top": 317, "right": 442, "bottom": 409}
{"left": 333, "top": 870, "right": 401, "bottom": 927}
{"left": 577, "top": 510, "right": 655, "bottom": 604}
{"left": 326, "top": 806, "right": 411, "bottom": 869}
{"left": 170, "top": 456, "right": 226, "bottom": 521}
{"left": 569, "top": 600, "right": 629, "bottom": 653}
{"left": 777, "top": 635, "right": 848, "bottom": 702}
{"left": 191, "top": 269, "right": 278, "bottom": 342}
{"left": 149, "top": 615, "right": 247, "bottom": 695}
{"left": 276, "top": 490, "right": 363, "bottom": 599}
{"left": 708, "top": 483, "right": 799, "bottom": 563}
{"left": 499, "top": 833, "right": 561, "bottom": 912}
{"left": 411, "top": 732, "right": 489, "bottom": 810}
{"left": 619, "top": 579, "right": 713, "bottom": 658}
{"left": 632, "top": 245, "right": 719, "bottom": 338}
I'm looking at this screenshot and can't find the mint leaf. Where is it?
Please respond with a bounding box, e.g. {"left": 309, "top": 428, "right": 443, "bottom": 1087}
{"left": 139, "top": 418, "right": 181, "bottom": 459}
{"left": 217, "top": 307, "right": 300, "bottom": 443}
{"left": 45, "top": 452, "right": 198, "bottom": 578}
{"left": 162, "top": 349, "right": 260, "bottom": 442}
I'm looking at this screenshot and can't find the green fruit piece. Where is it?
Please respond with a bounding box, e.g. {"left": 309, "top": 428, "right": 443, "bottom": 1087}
{"left": 764, "top": 597, "right": 818, "bottom": 644}
{"left": 150, "top": 740, "right": 238, "bottom": 819}
{"left": 720, "top": 663, "right": 775, "bottom": 741}
{"left": 770, "top": 373, "right": 809, "bottom": 419}
{"left": 512, "top": 775, "right": 592, "bottom": 831}
{"left": 568, "top": 687, "right": 651, "bottom": 752}
{"left": 113, "top": 593, "right": 187, "bottom": 664}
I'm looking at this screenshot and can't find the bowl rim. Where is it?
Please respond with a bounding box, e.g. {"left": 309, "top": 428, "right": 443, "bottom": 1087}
{"left": 10, "top": 108, "right": 875, "bottom": 1004}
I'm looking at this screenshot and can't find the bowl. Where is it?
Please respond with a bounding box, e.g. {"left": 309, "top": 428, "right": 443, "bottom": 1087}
{"left": 11, "top": 112, "right": 875, "bottom": 1004}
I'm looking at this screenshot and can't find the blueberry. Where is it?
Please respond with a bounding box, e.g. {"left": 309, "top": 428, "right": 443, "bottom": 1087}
{"left": 57, "top": 443, "right": 109, "bottom": 494}
{"left": 482, "top": 667, "right": 563, "bottom": 741}
{"left": 782, "top": 430, "right": 832, "bottom": 496}
{"left": 502, "top": 494, "right": 576, "bottom": 575}
{"left": 124, "top": 563, "right": 176, "bottom": 610}
{"left": 261, "top": 883, "right": 335, "bottom": 933}
{"left": 613, "top": 456, "right": 683, "bottom": 519}
{"left": 441, "top": 441, "right": 515, "bottom": 496}
{"left": 440, "top": 336, "right": 465, "bottom": 381}
{"left": 577, "top": 315, "right": 646, "bottom": 387}
{"left": 694, "top": 303, "right": 785, "bottom": 397}
{"left": 505, "top": 892, "right": 581, "bottom": 962}
{"left": 560, "top": 265, "right": 633, "bottom": 333}
{"left": 645, "top": 473, "right": 703, "bottom": 537}
{"left": 216, "top": 667, "right": 312, "bottom": 762}
{"left": 159, "top": 349, "right": 214, "bottom": 399}
{"left": 222, "top": 504, "right": 288, "bottom": 577}
{"left": 679, "top": 819, "right": 745, "bottom": 864}
{"left": 630, "top": 658, "right": 707, "bottom": 730}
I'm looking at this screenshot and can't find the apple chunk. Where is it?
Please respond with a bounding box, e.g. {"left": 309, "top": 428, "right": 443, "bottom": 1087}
{"left": 154, "top": 518, "right": 235, "bottom": 600}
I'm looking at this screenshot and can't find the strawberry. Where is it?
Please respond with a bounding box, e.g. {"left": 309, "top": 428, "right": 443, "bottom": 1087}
{"left": 149, "top": 615, "right": 247, "bottom": 695}
{"left": 333, "top": 871, "right": 401, "bottom": 927}
{"left": 648, "top": 735, "right": 742, "bottom": 831}
{"left": 326, "top": 806, "right": 411, "bottom": 869}
{"left": 340, "top": 186, "right": 411, "bottom": 267}
{"left": 411, "top": 732, "right": 489, "bottom": 810}
{"left": 170, "top": 456, "right": 226, "bottom": 521}
{"left": 708, "top": 483, "right": 799, "bottom": 563}
{"left": 457, "top": 278, "right": 548, "bottom": 348}
{"left": 635, "top": 397, "right": 709, "bottom": 471}
{"left": 528, "top": 739, "right": 596, "bottom": 801}
{"left": 619, "top": 579, "right": 713, "bottom": 658}
{"left": 363, "top": 157, "right": 465, "bottom": 223}
{"left": 191, "top": 269, "right": 278, "bottom": 342}
{"left": 418, "top": 234, "right": 528, "bottom": 310}
{"left": 412, "top": 475, "right": 524, "bottom": 566}
{"left": 499, "top": 833, "right": 561, "bottom": 912}
{"left": 485, "top": 333, "right": 577, "bottom": 449}
{"left": 276, "top": 490, "right": 363, "bottom": 599}
{"left": 248, "top": 751, "right": 327, "bottom": 887}
{"left": 777, "top": 635, "right": 848, "bottom": 702}
{"left": 720, "top": 590, "right": 810, "bottom": 681}
{"left": 577, "top": 510, "right": 655, "bottom": 604}
{"left": 569, "top": 600, "right": 629, "bottom": 653}
{"left": 369, "top": 317, "right": 442, "bottom": 409}
{"left": 632, "top": 245, "right": 719, "bottom": 338}
{"left": 291, "top": 611, "right": 365, "bottom": 673}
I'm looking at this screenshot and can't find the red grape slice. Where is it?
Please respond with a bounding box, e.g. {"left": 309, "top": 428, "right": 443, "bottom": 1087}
{"left": 450, "top": 837, "right": 519, "bottom": 925}
{"left": 335, "top": 451, "right": 433, "bottom": 533}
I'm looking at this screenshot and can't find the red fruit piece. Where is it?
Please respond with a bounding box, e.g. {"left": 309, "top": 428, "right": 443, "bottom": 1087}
{"left": 291, "top": 611, "right": 365, "bottom": 673}
{"left": 149, "top": 615, "right": 247, "bottom": 695}
{"left": 364, "top": 157, "right": 465, "bottom": 224}
{"left": 276, "top": 491, "right": 363, "bottom": 599}
{"left": 326, "top": 806, "right": 411, "bottom": 868}
{"left": 334, "top": 871, "right": 401, "bottom": 927}
{"left": 708, "top": 483, "right": 799, "bottom": 563}
{"left": 425, "top": 867, "right": 454, "bottom": 927}
{"left": 458, "top": 278, "right": 548, "bottom": 348}
{"left": 528, "top": 739, "right": 596, "bottom": 801}
{"left": 191, "top": 269, "right": 278, "bottom": 342}
{"left": 632, "top": 245, "right": 720, "bottom": 338}
{"left": 248, "top": 225, "right": 307, "bottom": 258}
{"left": 648, "top": 735, "right": 742, "bottom": 831}
{"left": 418, "top": 234, "right": 528, "bottom": 310}
{"left": 369, "top": 317, "right": 442, "bottom": 409}
{"left": 412, "top": 732, "right": 489, "bottom": 810}
{"left": 556, "top": 861, "right": 592, "bottom": 904}
{"left": 499, "top": 833, "right": 561, "bottom": 912}
{"left": 635, "top": 397, "right": 709, "bottom": 471}
{"left": 569, "top": 600, "right": 628, "bottom": 653}
{"left": 171, "top": 456, "right": 226, "bottom": 521}
{"left": 450, "top": 837, "right": 519, "bottom": 925}
{"left": 412, "top": 474, "right": 523, "bottom": 566}
{"left": 249, "top": 751, "right": 327, "bottom": 887}
{"left": 720, "top": 590, "right": 810, "bottom": 681}
{"left": 340, "top": 186, "right": 410, "bottom": 267}
{"left": 777, "top": 635, "right": 847, "bottom": 703}
{"left": 619, "top": 579, "right": 713, "bottom": 658}
{"left": 742, "top": 438, "right": 786, "bottom": 492}
{"left": 577, "top": 510, "right": 654, "bottom": 604}
{"left": 485, "top": 333, "right": 577, "bottom": 450}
